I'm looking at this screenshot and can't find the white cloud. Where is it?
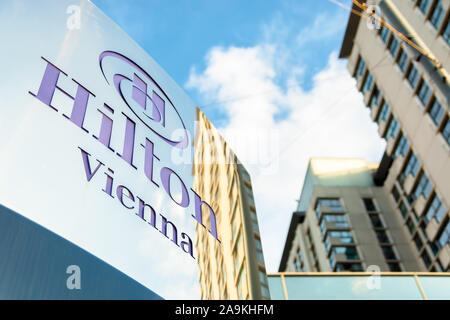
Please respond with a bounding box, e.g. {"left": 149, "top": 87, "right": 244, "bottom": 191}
{"left": 296, "top": 11, "right": 348, "bottom": 46}
{"left": 186, "top": 17, "right": 385, "bottom": 274}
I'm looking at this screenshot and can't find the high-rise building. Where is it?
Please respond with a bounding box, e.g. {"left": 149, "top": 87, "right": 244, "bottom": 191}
{"left": 337, "top": 0, "right": 449, "bottom": 271}
{"left": 193, "top": 109, "right": 270, "bottom": 299}
{"left": 279, "top": 158, "right": 421, "bottom": 273}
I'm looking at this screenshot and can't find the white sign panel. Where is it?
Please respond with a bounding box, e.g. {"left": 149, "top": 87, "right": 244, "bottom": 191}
{"left": 0, "top": 0, "right": 217, "bottom": 299}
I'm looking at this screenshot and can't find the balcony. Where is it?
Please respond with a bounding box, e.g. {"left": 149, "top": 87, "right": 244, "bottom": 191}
{"left": 329, "top": 248, "right": 360, "bottom": 270}
{"left": 315, "top": 206, "right": 344, "bottom": 222}
{"left": 425, "top": 218, "right": 440, "bottom": 241}
{"left": 320, "top": 220, "right": 351, "bottom": 235}
{"left": 325, "top": 237, "right": 355, "bottom": 252}
{"left": 330, "top": 253, "right": 349, "bottom": 268}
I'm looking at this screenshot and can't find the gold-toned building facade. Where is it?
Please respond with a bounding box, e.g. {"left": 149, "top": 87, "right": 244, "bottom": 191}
{"left": 193, "top": 109, "right": 270, "bottom": 299}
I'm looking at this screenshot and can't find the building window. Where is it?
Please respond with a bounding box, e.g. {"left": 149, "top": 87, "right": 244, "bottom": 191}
{"left": 261, "top": 285, "right": 270, "bottom": 299}
{"left": 335, "top": 263, "right": 363, "bottom": 272}
{"left": 430, "top": 240, "right": 441, "bottom": 256}
{"left": 233, "top": 233, "right": 242, "bottom": 274}
{"left": 331, "top": 246, "right": 360, "bottom": 261}
{"left": 237, "top": 267, "right": 247, "bottom": 300}
{"left": 388, "top": 262, "right": 402, "bottom": 271}
{"left": 420, "top": 220, "right": 428, "bottom": 236}
{"left": 406, "top": 217, "right": 416, "bottom": 235}
{"left": 315, "top": 198, "right": 343, "bottom": 218}
{"left": 369, "top": 86, "right": 381, "bottom": 108}
{"left": 321, "top": 214, "right": 350, "bottom": 234}
{"left": 369, "top": 214, "right": 385, "bottom": 229}
{"left": 425, "top": 194, "right": 447, "bottom": 223}
{"left": 443, "top": 16, "right": 450, "bottom": 45}
{"left": 430, "top": 0, "right": 445, "bottom": 29}
{"left": 325, "top": 231, "right": 355, "bottom": 250}
{"left": 381, "top": 245, "right": 398, "bottom": 260}
{"left": 438, "top": 221, "right": 450, "bottom": 249}
{"left": 294, "top": 258, "right": 301, "bottom": 272}
{"left": 330, "top": 247, "right": 359, "bottom": 269}
{"left": 385, "top": 116, "right": 400, "bottom": 139}
{"left": 328, "top": 231, "right": 354, "bottom": 242}
{"left": 428, "top": 98, "right": 445, "bottom": 125}
{"left": 355, "top": 57, "right": 366, "bottom": 78}
{"left": 418, "top": 0, "right": 431, "bottom": 14}
{"left": 241, "top": 169, "right": 251, "bottom": 182}
{"left": 259, "top": 270, "right": 270, "bottom": 298}
{"left": 250, "top": 210, "right": 259, "bottom": 232}
{"left": 410, "top": 172, "right": 433, "bottom": 203}
{"left": 442, "top": 117, "right": 450, "bottom": 146}
{"left": 399, "top": 201, "right": 408, "bottom": 219}
{"left": 392, "top": 186, "right": 401, "bottom": 202}
{"left": 297, "top": 249, "right": 302, "bottom": 264}
{"left": 380, "top": 25, "right": 390, "bottom": 43}
{"left": 393, "top": 133, "right": 410, "bottom": 159}
{"left": 399, "top": 152, "right": 421, "bottom": 184}
{"left": 421, "top": 250, "right": 432, "bottom": 269}
{"left": 255, "top": 238, "right": 265, "bottom": 264}
{"left": 388, "top": 36, "right": 399, "bottom": 57}
{"left": 363, "top": 198, "right": 377, "bottom": 212}
{"left": 375, "top": 230, "right": 391, "bottom": 244}
{"left": 396, "top": 48, "right": 409, "bottom": 72}
{"left": 406, "top": 64, "right": 420, "bottom": 88}
{"left": 377, "top": 101, "right": 391, "bottom": 123}
{"left": 231, "top": 217, "right": 239, "bottom": 244}
{"left": 362, "top": 72, "right": 374, "bottom": 94}
{"left": 417, "top": 79, "right": 432, "bottom": 106}
{"left": 414, "top": 233, "right": 424, "bottom": 251}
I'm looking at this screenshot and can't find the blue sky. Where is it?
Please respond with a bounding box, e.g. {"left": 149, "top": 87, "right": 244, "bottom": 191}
{"left": 91, "top": 0, "right": 386, "bottom": 274}
{"left": 92, "top": 0, "right": 351, "bottom": 116}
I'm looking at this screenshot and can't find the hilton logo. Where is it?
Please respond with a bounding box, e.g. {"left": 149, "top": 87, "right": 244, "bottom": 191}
{"left": 99, "top": 51, "right": 189, "bottom": 149}
{"left": 29, "top": 51, "right": 219, "bottom": 259}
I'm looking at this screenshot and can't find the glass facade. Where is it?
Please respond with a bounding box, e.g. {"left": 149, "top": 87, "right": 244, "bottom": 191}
{"left": 268, "top": 273, "right": 450, "bottom": 300}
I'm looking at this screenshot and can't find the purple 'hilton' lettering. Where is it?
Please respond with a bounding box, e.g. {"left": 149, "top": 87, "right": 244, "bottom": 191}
{"left": 117, "top": 113, "right": 137, "bottom": 169}
{"left": 29, "top": 57, "right": 93, "bottom": 133}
